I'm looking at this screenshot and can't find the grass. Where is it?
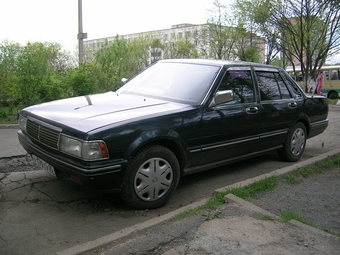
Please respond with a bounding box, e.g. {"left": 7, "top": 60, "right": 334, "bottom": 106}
{"left": 280, "top": 210, "right": 340, "bottom": 238}
{"left": 328, "top": 98, "right": 339, "bottom": 105}
{"left": 171, "top": 154, "right": 340, "bottom": 236}
{"left": 280, "top": 210, "right": 315, "bottom": 226}
{"left": 172, "top": 176, "right": 279, "bottom": 221}
{"left": 282, "top": 154, "right": 340, "bottom": 185}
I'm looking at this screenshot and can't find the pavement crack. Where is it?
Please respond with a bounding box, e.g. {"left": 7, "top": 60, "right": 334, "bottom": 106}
{"left": 32, "top": 185, "right": 55, "bottom": 201}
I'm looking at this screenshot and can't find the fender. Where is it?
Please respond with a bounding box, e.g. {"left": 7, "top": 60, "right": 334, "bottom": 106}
{"left": 123, "top": 129, "right": 185, "bottom": 159}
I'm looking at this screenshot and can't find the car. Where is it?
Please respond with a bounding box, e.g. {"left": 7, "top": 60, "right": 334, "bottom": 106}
{"left": 17, "top": 59, "right": 329, "bottom": 209}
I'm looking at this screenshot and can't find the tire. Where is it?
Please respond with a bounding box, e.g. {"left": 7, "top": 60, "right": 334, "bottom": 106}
{"left": 120, "top": 145, "right": 180, "bottom": 209}
{"left": 328, "top": 91, "right": 338, "bottom": 99}
{"left": 278, "top": 122, "right": 306, "bottom": 162}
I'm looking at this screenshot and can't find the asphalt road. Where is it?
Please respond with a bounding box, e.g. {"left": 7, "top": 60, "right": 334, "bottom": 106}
{"left": 0, "top": 105, "right": 339, "bottom": 255}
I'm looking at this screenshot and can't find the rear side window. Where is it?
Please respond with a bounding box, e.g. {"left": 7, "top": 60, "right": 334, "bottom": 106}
{"left": 255, "top": 71, "right": 292, "bottom": 101}
{"left": 282, "top": 72, "right": 304, "bottom": 98}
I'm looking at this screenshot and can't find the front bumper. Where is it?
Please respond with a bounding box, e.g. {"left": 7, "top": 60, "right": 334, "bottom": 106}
{"left": 18, "top": 130, "right": 128, "bottom": 192}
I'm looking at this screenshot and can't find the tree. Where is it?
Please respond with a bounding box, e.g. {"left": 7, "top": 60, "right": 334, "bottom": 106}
{"left": 233, "top": 0, "right": 280, "bottom": 64}
{"left": 15, "top": 42, "right": 70, "bottom": 106}
{"left": 204, "top": 0, "right": 265, "bottom": 62}
{"left": 0, "top": 41, "right": 73, "bottom": 106}
{"left": 268, "top": 0, "right": 340, "bottom": 91}
{"left": 64, "top": 63, "right": 96, "bottom": 96}
{"left": 0, "top": 41, "right": 21, "bottom": 105}
{"left": 94, "top": 36, "right": 133, "bottom": 91}
{"left": 164, "top": 31, "right": 199, "bottom": 59}
{"left": 203, "top": 0, "right": 240, "bottom": 60}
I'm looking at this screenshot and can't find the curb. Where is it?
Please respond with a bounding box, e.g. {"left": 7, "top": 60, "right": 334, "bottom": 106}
{"left": 214, "top": 147, "right": 340, "bottom": 193}
{"left": 56, "top": 199, "right": 208, "bottom": 255}
{"left": 0, "top": 124, "right": 19, "bottom": 129}
{"left": 225, "top": 193, "right": 334, "bottom": 238}
{"left": 56, "top": 148, "right": 340, "bottom": 255}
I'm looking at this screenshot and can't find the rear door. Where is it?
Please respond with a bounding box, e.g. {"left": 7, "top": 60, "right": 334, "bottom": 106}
{"left": 253, "top": 67, "right": 300, "bottom": 150}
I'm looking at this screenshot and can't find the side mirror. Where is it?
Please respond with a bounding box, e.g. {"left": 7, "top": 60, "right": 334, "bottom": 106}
{"left": 209, "top": 90, "right": 234, "bottom": 107}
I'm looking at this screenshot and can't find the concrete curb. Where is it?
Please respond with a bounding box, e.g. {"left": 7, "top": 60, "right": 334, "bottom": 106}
{"left": 225, "top": 194, "right": 335, "bottom": 238}
{"left": 214, "top": 147, "right": 340, "bottom": 193}
{"left": 224, "top": 193, "right": 280, "bottom": 220}
{"left": 56, "top": 148, "right": 340, "bottom": 255}
{"left": 56, "top": 199, "right": 209, "bottom": 255}
{"left": 0, "top": 124, "right": 19, "bottom": 129}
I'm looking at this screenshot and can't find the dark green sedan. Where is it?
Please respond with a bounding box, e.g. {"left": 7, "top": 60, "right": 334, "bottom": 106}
{"left": 18, "top": 59, "right": 329, "bottom": 209}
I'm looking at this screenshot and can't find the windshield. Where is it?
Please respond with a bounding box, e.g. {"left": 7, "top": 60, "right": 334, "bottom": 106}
{"left": 117, "top": 62, "right": 221, "bottom": 104}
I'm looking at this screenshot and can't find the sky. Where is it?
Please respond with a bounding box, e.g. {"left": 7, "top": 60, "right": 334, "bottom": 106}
{"left": 0, "top": 0, "right": 212, "bottom": 52}
{"left": 1, "top": 0, "right": 339, "bottom": 63}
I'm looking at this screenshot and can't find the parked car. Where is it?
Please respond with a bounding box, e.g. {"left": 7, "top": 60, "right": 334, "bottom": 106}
{"left": 18, "top": 59, "right": 329, "bottom": 209}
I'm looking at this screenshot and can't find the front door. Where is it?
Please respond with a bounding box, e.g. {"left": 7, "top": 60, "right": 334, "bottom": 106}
{"left": 198, "top": 67, "right": 262, "bottom": 165}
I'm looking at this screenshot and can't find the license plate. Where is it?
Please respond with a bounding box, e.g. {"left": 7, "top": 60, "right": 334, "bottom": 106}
{"left": 32, "top": 155, "right": 56, "bottom": 177}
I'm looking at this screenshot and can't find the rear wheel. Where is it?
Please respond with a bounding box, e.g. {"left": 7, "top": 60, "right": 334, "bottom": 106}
{"left": 278, "top": 122, "right": 306, "bottom": 162}
{"left": 120, "top": 145, "right": 180, "bottom": 209}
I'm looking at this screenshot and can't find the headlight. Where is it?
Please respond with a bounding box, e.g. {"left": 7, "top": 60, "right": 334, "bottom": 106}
{"left": 59, "top": 134, "right": 109, "bottom": 160}
{"left": 18, "top": 114, "right": 27, "bottom": 133}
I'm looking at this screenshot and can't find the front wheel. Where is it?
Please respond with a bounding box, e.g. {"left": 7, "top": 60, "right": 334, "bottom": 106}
{"left": 278, "top": 122, "right": 306, "bottom": 162}
{"left": 120, "top": 145, "right": 180, "bottom": 209}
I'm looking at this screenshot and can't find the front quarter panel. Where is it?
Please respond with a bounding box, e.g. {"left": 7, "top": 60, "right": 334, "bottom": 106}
{"left": 89, "top": 111, "right": 189, "bottom": 160}
{"left": 124, "top": 129, "right": 183, "bottom": 157}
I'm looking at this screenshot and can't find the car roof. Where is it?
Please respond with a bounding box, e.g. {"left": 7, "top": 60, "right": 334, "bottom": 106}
{"left": 159, "top": 59, "right": 282, "bottom": 70}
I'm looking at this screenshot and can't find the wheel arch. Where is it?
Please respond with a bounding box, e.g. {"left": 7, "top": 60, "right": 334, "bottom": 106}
{"left": 291, "top": 113, "right": 311, "bottom": 138}
{"left": 295, "top": 118, "right": 310, "bottom": 137}
{"left": 124, "top": 130, "right": 187, "bottom": 174}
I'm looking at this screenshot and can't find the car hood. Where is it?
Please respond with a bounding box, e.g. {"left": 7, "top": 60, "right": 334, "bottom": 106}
{"left": 23, "top": 92, "right": 188, "bottom": 133}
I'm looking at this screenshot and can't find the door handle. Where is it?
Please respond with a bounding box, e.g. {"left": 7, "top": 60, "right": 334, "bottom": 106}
{"left": 246, "top": 107, "right": 259, "bottom": 114}
{"left": 288, "top": 102, "right": 297, "bottom": 109}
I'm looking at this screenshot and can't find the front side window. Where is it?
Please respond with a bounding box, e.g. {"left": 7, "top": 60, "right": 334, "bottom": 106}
{"left": 217, "top": 68, "right": 255, "bottom": 104}
{"left": 255, "top": 71, "right": 292, "bottom": 101}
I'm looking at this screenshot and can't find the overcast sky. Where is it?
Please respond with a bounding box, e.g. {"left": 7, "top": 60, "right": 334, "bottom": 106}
{"left": 1, "top": 0, "right": 339, "bottom": 63}
{"left": 0, "top": 0, "right": 212, "bottom": 52}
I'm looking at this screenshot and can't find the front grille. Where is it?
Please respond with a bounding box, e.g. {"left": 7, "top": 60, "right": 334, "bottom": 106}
{"left": 26, "top": 117, "right": 61, "bottom": 150}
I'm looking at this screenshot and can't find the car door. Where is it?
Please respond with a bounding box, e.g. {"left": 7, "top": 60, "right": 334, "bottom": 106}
{"left": 253, "top": 67, "right": 300, "bottom": 150}
{"left": 197, "top": 66, "right": 262, "bottom": 165}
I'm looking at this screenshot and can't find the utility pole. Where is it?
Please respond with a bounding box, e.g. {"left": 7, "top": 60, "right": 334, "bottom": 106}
{"left": 78, "top": 0, "right": 87, "bottom": 64}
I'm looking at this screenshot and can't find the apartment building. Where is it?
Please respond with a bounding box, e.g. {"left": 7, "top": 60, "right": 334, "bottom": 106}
{"left": 83, "top": 23, "right": 265, "bottom": 63}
